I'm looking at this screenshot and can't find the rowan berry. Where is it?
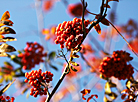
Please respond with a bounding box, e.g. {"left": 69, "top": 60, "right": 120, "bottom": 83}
{"left": 18, "top": 42, "right": 47, "bottom": 70}
{"left": 99, "top": 50, "right": 134, "bottom": 80}
{"left": 0, "top": 95, "right": 15, "bottom": 102}
{"left": 24, "top": 69, "right": 53, "bottom": 97}
{"left": 55, "top": 18, "right": 90, "bottom": 50}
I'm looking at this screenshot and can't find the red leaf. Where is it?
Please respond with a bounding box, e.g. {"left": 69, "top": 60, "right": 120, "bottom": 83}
{"left": 108, "top": 0, "right": 119, "bottom": 2}
{"left": 95, "top": 15, "right": 110, "bottom": 26}
{"left": 103, "top": 4, "right": 111, "bottom": 8}
{"left": 94, "top": 94, "right": 98, "bottom": 98}
{"left": 87, "top": 95, "right": 94, "bottom": 102}
{"left": 101, "top": 18, "right": 110, "bottom": 26}
{"left": 81, "top": 89, "right": 91, "bottom": 100}
{"left": 121, "top": 94, "right": 127, "bottom": 100}
{"left": 94, "top": 23, "right": 101, "bottom": 34}
{"left": 80, "top": 89, "right": 91, "bottom": 95}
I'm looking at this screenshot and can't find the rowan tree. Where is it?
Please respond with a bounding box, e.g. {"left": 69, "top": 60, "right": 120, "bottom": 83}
{"left": 0, "top": 0, "right": 138, "bottom": 102}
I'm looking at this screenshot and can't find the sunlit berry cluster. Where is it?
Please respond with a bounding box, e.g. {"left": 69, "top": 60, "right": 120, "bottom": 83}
{"left": 0, "top": 95, "right": 15, "bottom": 102}
{"left": 18, "top": 42, "right": 47, "bottom": 70}
{"left": 99, "top": 50, "right": 134, "bottom": 80}
{"left": 55, "top": 17, "right": 90, "bottom": 49}
{"left": 24, "top": 69, "right": 53, "bottom": 97}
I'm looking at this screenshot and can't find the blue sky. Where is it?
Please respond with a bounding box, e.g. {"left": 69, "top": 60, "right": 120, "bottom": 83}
{"left": 0, "top": 0, "right": 138, "bottom": 102}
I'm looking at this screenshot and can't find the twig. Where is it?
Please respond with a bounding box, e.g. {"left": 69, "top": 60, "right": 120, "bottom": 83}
{"left": 45, "top": 0, "right": 109, "bottom": 101}
{"left": 108, "top": 21, "right": 138, "bottom": 57}
{"left": 80, "top": 53, "right": 100, "bottom": 74}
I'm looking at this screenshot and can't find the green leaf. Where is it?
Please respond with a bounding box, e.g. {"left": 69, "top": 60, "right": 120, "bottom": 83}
{"left": 49, "top": 63, "right": 58, "bottom": 71}
{"left": 4, "top": 61, "right": 12, "bottom": 66}
{"left": 48, "top": 51, "right": 56, "bottom": 60}
{"left": 1, "top": 67, "right": 12, "bottom": 72}
{"left": 7, "top": 54, "right": 22, "bottom": 65}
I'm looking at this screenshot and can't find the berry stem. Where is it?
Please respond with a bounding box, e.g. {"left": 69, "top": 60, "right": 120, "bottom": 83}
{"left": 45, "top": 53, "right": 73, "bottom": 102}
{"left": 46, "top": 0, "right": 110, "bottom": 101}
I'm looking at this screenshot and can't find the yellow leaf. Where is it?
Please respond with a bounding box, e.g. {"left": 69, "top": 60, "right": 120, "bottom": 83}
{"left": 0, "top": 52, "right": 8, "bottom": 57}
{"left": 71, "top": 66, "right": 78, "bottom": 72}
{"left": 72, "top": 54, "right": 79, "bottom": 58}
{"left": 1, "top": 11, "right": 10, "bottom": 20}
{"left": 0, "top": 79, "right": 15, "bottom": 95}
{"left": 0, "top": 43, "right": 16, "bottom": 52}
{"left": 50, "top": 26, "right": 56, "bottom": 34}
{"left": 107, "top": 92, "right": 117, "bottom": 100}
{"left": 0, "top": 37, "right": 17, "bottom": 42}
{"left": 70, "top": 61, "right": 79, "bottom": 66}
{"left": 0, "top": 20, "right": 13, "bottom": 27}
{"left": 105, "top": 82, "right": 111, "bottom": 93}
{"left": 42, "top": 29, "right": 50, "bottom": 35}
{"left": 0, "top": 27, "right": 16, "bottom": 34}
{"left": 21, "top": 88, "right": 28, "bottom": 95}
{"left": 104, "top": 96, "right": 112, "bottom": 102}
{"left": 0, "top": 78, "right": 4, "bottom": 83}
{"left": 126, "top": 80, "right": 131, "bottom": 89}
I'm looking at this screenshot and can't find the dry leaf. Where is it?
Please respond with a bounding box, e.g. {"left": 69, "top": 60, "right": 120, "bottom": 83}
{"left": 108, "top": 0, "right": 119, "bottom": 2}
{"left": 94, "top": 23, "right": 101, "bottom": 34}
{"left": 101, "top": 18, "right": 110, "bottom": 26}
{"left": 0, "top": 27, "right": 16, "bottom": 34}
{"left": 0, "top": 37, "right": 17, "bottom": 42}
{"left": 0, "top": 52, "right": 8, "bottom": 57}
{"left": 1, "top": 11, "right": 10, "bottom": 20}
{"left": 0, "top": 79, "right": 15, "bottom": 95}
{"left": 0, "top": 20, "right": 13, "bottom": 27}
{"left": 103, "top": 4, "right": 111, "bottom": 8}
{"left": 0, "top": 43, "right": 16, "bottom": 52}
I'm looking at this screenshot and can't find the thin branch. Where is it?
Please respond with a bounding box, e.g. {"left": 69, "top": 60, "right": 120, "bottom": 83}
{"left": 108, "top": 21, "right": 138, "bottom": 57}
{"left": 45, "top": 55, "right": 72, "bottom": 102}
{"left": 45, "top": 0, "right": 109, "bottom": 101}
{"left": 80, "top": 53, "right": 100, "bottom": 74}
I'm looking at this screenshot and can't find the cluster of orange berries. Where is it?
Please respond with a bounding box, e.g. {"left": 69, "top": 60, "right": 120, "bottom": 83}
{"left": 18, "top": 42, "right": 47, "bottom": 70}
{"left": 99, "top": 50, "right": 134, "bottom": 80}
{"left": 55, "top": 17, "right": 90, "bottom": 49}
{"left": 24, "top": 69, "right": 53, "bottom": 97}
{"left": 0, "top": 96, "right": 15, "bottom": 102}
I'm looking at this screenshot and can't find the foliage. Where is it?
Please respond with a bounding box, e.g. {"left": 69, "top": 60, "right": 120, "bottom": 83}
{"left": 0, "top": 0, "right": 138, "bottom": 102}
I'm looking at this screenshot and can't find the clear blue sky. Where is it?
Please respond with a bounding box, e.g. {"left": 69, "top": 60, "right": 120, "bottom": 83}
{"left": 0, "top": 0, "right": 138, "bottom": 102}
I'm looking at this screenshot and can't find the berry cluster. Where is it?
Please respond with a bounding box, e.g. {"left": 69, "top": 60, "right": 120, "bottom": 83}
{"left": 0, "top": 96, "right": 15, "bottom": 102}
{"left": 18, "top": 42, "right": 47, "bottom": 70}
{"left": 67, "top": 3, "right": 87, "bottom": 17}
{"left": 55, "top": 17, "right": 90, "bottom": 49}
{"left": 99, "top": 50, "right": 134, "bottom": 80}
{"left": 24, "top": 69, "right": 53, "bottom": 97}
